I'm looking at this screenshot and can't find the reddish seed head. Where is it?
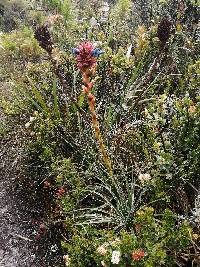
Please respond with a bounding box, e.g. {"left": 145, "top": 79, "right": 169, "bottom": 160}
{"left": 157, "top": 17, "right": 171, "bottom": 45}
{"left": 56, "top": 186, "right": 65, "bottom": 197}
{"left": 39, "top": 223, "right": 46, "bottom": 232}
{"left": 131, "top": 249, "right": 145, "bottom": 261}
{"left": 35, "top": 233, "right": 41, "bottom": 241}
{"left": 44, "top": 181, "right": 50, "bottom": 188}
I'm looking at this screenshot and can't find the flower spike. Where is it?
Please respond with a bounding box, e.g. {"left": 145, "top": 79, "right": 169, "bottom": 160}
{"left": 73, "top": 42, "right": 113, "bottom": 176}
{"left": 72, "top": 42, "right": 104, "bottom": 73}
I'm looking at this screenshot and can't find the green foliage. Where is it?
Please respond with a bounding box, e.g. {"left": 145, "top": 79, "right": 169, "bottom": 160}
{"left": 1, "top": 27, "right": 42, "bottom": 57}
{"left": 72, "top": 172, "right": 148, "bottom": 230}
{"left": 110, "top": 0, "right": 132, "bottom": 20}
{"left": 0, "top": 117, "right": 9, "bottom": 137}
{"left": 0, "top": 0, "right": 199, "bottom": 265}
{"left": 62, "top": 208, "right": 192, "bottom": 267}
{"left": 0, "top": 0, "right": 28, "bottom": 31}
{"left": 42, "top": 0, "right": 74, "bottom": 21}
{"left": 61, "top": 227, "right": 117, "bottom": 267}
{"left": 52, "top": 157, "right": 83, "bottom": 213}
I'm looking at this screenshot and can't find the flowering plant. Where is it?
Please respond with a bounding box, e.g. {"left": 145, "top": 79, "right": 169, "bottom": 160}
{"left": 62, "top": 208, "right": 191, "bottom": 266}
{"left": 2, "top": 1, "right": 198, "bottom": 266}
{"left": 72, "top": 41, "right": 113, "bottom": 176}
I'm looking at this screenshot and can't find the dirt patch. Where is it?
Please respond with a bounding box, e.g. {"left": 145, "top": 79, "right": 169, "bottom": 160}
{"left": 0, "top": 114, "right": 35, "bottom": 267}
{"left": 0, "top": 114, "right": 62, "bottom": 267}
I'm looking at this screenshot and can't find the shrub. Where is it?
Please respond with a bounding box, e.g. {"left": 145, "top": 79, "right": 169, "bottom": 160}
{"left": 62, "top": 208, "right": 192, "bottom": 267}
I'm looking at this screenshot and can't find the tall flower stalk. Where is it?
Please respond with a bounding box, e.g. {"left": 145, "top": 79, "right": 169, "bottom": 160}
{"left": 73, "top": 42, "right": 113, "bottom": 176}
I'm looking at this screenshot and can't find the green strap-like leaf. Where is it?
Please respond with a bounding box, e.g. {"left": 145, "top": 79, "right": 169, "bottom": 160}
{"left": 26, "top": 75, "right": 50, "bottom": 115}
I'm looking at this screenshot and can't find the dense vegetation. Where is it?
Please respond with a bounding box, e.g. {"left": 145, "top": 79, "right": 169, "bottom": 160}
{"left": 0, "top": 0, "right": 199, "bottom": 266}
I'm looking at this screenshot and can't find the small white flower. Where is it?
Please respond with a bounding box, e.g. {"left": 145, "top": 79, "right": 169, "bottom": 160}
{"left": 51, "top": 244, "right": 58, "bottom": 252}
{"left": 126, "top": 44, "right": 133, "bottom": 59}
{"left": 111, "top": 250, "right": 121, "bottom": 265}
{"left": 138, "top": 173, "right": 151, "bottom": 184}
{"left": 25, "top": 122, "right": 31, "bottom": 128}
{"left": 29, "top": 116, "right": 36, "bottom": 122}
{"left": 97, "top": 245, "right": 107, "bottom": 256}
{"left": 33, "top": 111, "right": 38, "bottom": 116}
{"left": 63, "top": 255, "right": 71, "bottom": 266}
{"left": 111, "top": 238, "right": 121, "bottom": 246}
{"left": 101, "top": 260, "right": 107, "bottom": 267}
{"left": 166, "top": 174, "right": 172, "bottom": 180}
{"left": 90, "top": 17, "right": 97, "bottom": 27}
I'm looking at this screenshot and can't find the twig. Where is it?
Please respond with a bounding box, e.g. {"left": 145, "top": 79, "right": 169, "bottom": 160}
{"left": 11, "top": 233, "right": 33, "bottom": 242}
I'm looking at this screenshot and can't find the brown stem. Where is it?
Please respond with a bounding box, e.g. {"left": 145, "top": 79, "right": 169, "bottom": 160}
{"left": 87, "top": 93, "right": 113, "bottom": 177}
{"left": 82, "top": 73, "right": 113, "bottom": 176}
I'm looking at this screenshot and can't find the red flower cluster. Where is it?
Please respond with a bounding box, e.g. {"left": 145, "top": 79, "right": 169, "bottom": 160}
{"left": 75, "top": 42, "right": 97, "bottom": 72}
{"left": 56, "top": 186, "right": 65, "bottom": 198}
{"left": 35, "top": 223, "right": 47, "bottom": 241}
{"left": 43, "top": 180, "right": 50, "bottom": 188}
{"left": 131, "top": 249, "right": 145, "bottom": 261}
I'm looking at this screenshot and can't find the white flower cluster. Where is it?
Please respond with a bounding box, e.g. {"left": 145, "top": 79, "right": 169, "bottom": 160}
{"left": 97, "top": 245, "right": 107, "bottom": 256}
{"left": 111, "top": 250, "right": 121, "bottom": 264}
{"left": 25, "top": 111, "right": 38, "bottom": 128}
{"left": 63, "top": 255, "right": 71, "bottom": 266}
{"left": 97, "top": 239, "right": 121, "bottom": 266}
{"left": 138, "top": 173, "right": 151, "bottom": 184}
